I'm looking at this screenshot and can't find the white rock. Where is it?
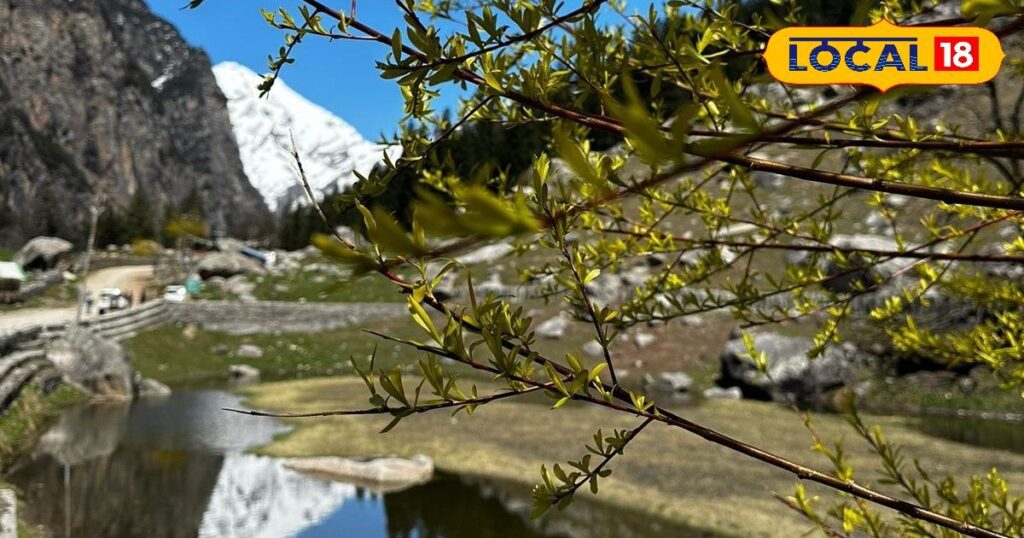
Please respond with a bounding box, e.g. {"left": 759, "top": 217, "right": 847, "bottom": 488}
{"left": 582, "top": 340, "right": 604, "bottom": 358}
{"left": 703, "top": 386, "right": 743, "bottom": 400}
{"left": 235, "top": 344, "right": 264, "bottom": 358}
{"left": 282, "top": 455, "right": 433, "bottom": 493}
{"left": 536, "top": 313, "right": 569, "bottom": 339}
{"left": 634, "top": 332, "right": 655, "bottom": 348}
{"left": 229, "top": 364, "right": 261, "bottom": 382}
{"left": 643, "top": 371, "right": 693, "bottom": 393}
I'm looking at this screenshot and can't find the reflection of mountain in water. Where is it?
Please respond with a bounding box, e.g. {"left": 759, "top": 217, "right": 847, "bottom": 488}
{"left": 11, "top": 448, "right": 224, "bottom": 538}
{"left": 6, "top": 391, "right": 699, "bottom": 538}
{"left": 199, "top": 455, "right": 356, "bottom": 538}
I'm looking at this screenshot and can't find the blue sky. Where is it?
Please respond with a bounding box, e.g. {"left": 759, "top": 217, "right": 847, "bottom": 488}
{"left": 149, "top": 1, "right": 426, "bottom": 140}
{"left": 148, "top": 1, "right": 646, "bottom": 140}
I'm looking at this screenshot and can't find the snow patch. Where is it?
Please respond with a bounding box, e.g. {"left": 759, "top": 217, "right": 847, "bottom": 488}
{"left": 213, "top": 61, "right": 399, "bottom": 211}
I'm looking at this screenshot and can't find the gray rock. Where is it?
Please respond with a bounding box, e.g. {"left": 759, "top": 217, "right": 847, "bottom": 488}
{"left": 883, "top": 194, "right": 910, "bottom": 209}
{"left": 197, "top": 252, "right": 265, "bottom": 280}
{"left": 283, "top": 455, "right": 433, "bottom": 493}
{"left": 456, "top": 242, "right": 514, "bottom": 265}
{"left": 229, "top": 364, "right": 261, "bottom": 381}
{"left": 634, "top": 332, "right": 655, "bottom": 348}
{"left": 223, "top": 275, "right": 257, "bottom": 301}
{"left": 536, "top": 314, "right": 569, "bottom": 339}
{"left": 820, "top": 234, "right": 905, "bottom": 293}
{"left": 643, "top": 371, "right": 694, "bottom": 393}
{"left": 135, "top": 377, "right": 171, "bottom": 399}
{"left": 235, "top": 344, "right": 264, "bottom": 359}
{"left": 14, "top": 236, "right": 73, "bottom": 271}
{"left": 702, "top": 386, "right": 743, "bottom": 400}
{"left": 718, "top": 332, "right": 872, "bottom": 403}
{"left": 582, "top": 340, "right": 604, "bottom": 358}
{"left": 0, "top": 490, "right": 15, "bottom": 538}
{"left": 863, "top": 212, "right": 889, "bottom": 233}
{"left": 45, "top": 328, "right": 133, "bottom": 400}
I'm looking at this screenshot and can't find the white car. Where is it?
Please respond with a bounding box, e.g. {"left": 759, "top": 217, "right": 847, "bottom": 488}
{"left": 163, "top": 285, "right": 187, "bottom": 303}
{"left": 98, "top": 288, "right": 129, "bottom": 315}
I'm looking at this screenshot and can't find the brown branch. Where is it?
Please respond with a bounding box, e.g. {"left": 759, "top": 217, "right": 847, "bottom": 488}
{"left": 688, "top": 130, "right": 1024, "bottom": 160}
{"left": 550, "top": 417, "right": 654, "bottom": 505}
{"left": 602, "top": 226, "right": 1024, "bottom": 264}
{"left": 388, "top": 0, "right": 608, "bottom": 71}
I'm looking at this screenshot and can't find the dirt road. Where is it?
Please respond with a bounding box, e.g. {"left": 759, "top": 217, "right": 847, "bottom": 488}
{"left": 0, "top": 265, "right": 154, "bottom": 331}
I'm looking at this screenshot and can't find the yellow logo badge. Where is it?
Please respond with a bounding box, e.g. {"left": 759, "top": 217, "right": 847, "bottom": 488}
{"left": 763, "top": 20, "right": 1004, "bottom": 91}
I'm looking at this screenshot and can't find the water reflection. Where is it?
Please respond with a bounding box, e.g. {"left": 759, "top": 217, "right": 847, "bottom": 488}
{"left": 7, "top": 391, "right": 706, "bottom": 538}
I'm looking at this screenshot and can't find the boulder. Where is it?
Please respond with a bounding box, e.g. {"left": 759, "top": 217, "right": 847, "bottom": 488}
{"left": 235, "top": 344, "right": 264, "bottom": 359}
{"left": 229, "top": 364, "right": 261, "bottom": 382}
{"left": 582, "top": 340, "right": 604, "bottom": 358}
{"left": 223, "top": 275, "right": 256, "bottom": 302}
{"left": 536, "top": 314, "right": 569, "bottom": 339}
{"left": 14, "top": 236, "right": 73, "bottom": 271}
{"left": 45, "top": 328, "right": 133, "bottom": 400}
{"left": 0, "top": 491, "right": 14, "bottom": 538}
{"left": 718, "top": 332, "right": 873, "bottom": 404}
{"left": 819, "top": 234, "right": 905, "bottom": 293}
{"left": 642, "top": 371, "right": 693, "bottom": 393}
{"left": 456, "top": 242, "right": 514, "bottom": 265}
{"left": 634, "top": 332, "right": 655, "bottom": 348}
{"left": 282, "top": 455, "right": 433, "bottom": 493}
{"left": 703, "top": 386, "right": 743, "bottom": 400}
{"left": 196, "top": 251, "right": 264, "bottom": 280}
{"left": 135, "top": 376, "right": 171, "bottom": 399}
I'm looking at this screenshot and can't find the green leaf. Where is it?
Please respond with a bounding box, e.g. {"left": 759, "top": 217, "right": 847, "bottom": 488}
{"left": 310, "top": 234, "right": 377, "bottom": 273}
{"left": 391, "top": 28, "right": 403, "bottom": 60}
{"left": 962, "top": 0, "right": 1019, "bottom": 25}
{"left": 707, "top": 63, "right": 757, "bottom": 131}
{"left": 554, "top": 128, "right": 602, "bottom": 188}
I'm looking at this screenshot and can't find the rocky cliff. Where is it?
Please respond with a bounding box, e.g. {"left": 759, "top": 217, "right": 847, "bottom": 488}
{"left": 0, "top": 0, "right": 271, "bottom": 246}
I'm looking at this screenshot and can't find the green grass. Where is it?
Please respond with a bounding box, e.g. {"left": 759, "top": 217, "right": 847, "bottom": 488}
{"left": 241, "top": 376, "right": 1024, "bottom": 538}
{"left": 861, "top": 369, "right": 1024, "bottom": 417}
{"left": 0, "top": 381, "right": 86, "bottom": 536}
{"left": 0, "top": 382, "right": 84, "bottom": 538}
{"left": 250, "top": 272, "right": 406, "bottom": 303}
{"left": 0, "top": 248, "right": 13, "bottom": 262}
{"left": 0, "top": 383, "right": 88, "bottom": 466}
{"left": 125, "top": 318, "right": 443, "bottom": 385}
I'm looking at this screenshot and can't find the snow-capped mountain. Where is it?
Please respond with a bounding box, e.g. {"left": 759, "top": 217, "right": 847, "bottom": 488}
{"left": 213, "top": 61, "right": 394, "bottom": 211}
{"left": 198, "top": 454, "right": 360, "bottom": 538}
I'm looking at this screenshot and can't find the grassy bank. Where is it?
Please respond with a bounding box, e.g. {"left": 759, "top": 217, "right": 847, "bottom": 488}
{"left": 0, "top": 383, "right": 87, "bottom": 538}
{"left": 0, "top": 383, "right": 88, "bottom": 465}
{"left": 125, "top": 319, "right": 448, "bottom": 385}
{"left": 240, "top": 376, "right": 1024, "bottom": 537}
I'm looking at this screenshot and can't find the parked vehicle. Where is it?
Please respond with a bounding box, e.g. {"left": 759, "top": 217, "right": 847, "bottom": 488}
{"left": 163, "top": 285, "right": 187, "bottom": 303}
{"left": 98, "top": 288, "right": 130, "bottom": 315}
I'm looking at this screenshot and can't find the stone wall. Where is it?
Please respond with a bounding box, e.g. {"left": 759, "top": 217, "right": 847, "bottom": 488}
{"left": 167, "top": 301, "right": 405, "bottom": 334}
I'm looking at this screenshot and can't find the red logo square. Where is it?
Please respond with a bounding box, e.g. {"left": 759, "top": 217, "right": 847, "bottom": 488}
{"left": 934, "top": 37, "right": 979, "bottom": 71}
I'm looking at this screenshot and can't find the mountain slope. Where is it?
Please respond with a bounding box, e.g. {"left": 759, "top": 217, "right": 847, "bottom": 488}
{"left": 0, "top": 0, "right": 271, "bottom": 246}
{"left": 213, "top": 62, "right": 392, "bottom": 211}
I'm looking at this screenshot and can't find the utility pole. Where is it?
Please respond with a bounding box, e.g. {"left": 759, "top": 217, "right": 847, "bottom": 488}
{"left": 75, "top": 195, "right": 104, "bottom": 326}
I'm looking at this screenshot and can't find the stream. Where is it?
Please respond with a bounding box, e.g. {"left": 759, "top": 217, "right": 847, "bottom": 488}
{"left": 5, "top": 389, "right": 708, "bottom": 538}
